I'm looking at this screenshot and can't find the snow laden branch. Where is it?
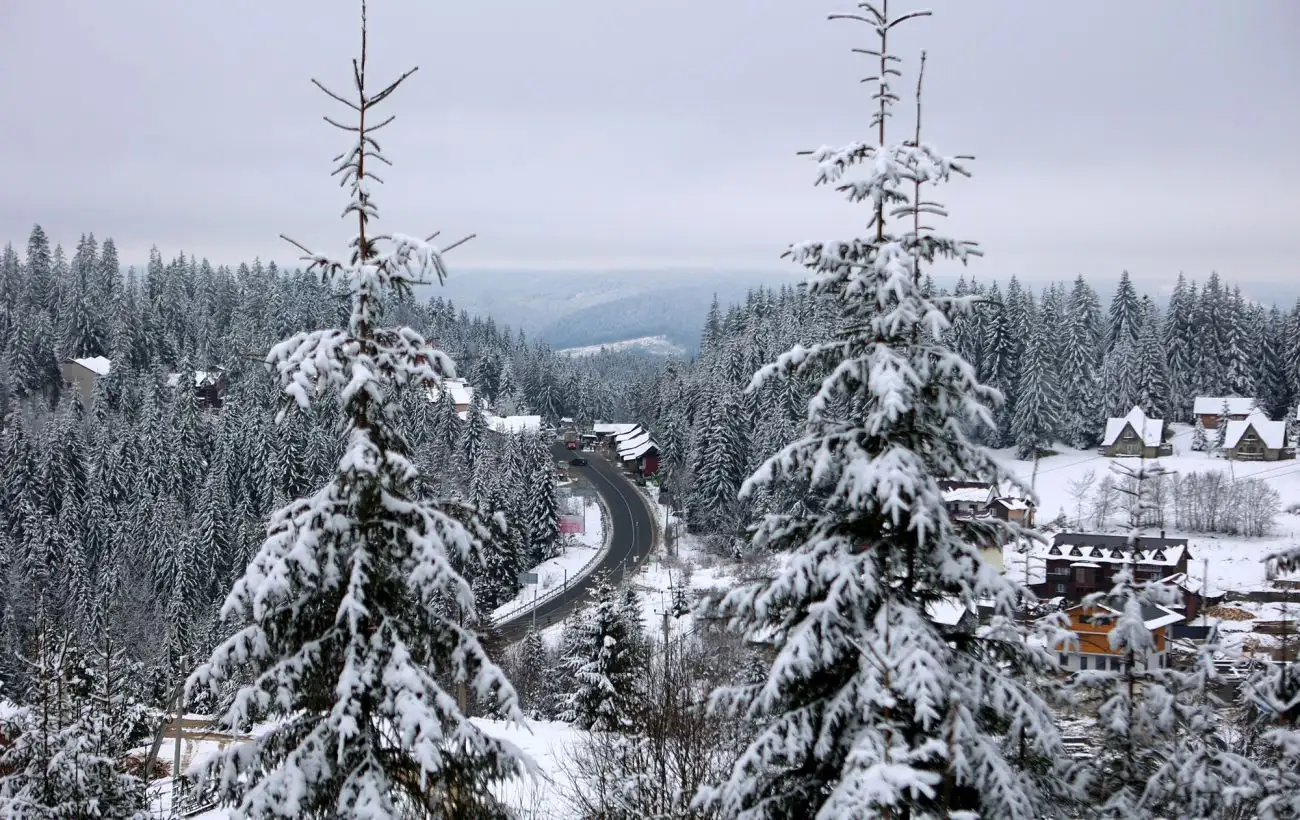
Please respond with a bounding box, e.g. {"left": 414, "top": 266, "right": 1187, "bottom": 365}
{"left": 185, "top": 3, "right": 525, "bottom": 817}
{"left": 697, "top": 4, "right": 1068, "bottom": 819}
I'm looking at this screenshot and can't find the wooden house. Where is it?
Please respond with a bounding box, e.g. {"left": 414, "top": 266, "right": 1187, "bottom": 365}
{"left": 1100, "top": 406, "right": 1172, "bottom": 458}
{"left": 427, "top": 378, "right": 474, "bottom": 413}
{"left": 616, "top": 428, "right": 660, "bottom": 477}
{"left": 1193, "top": 396, "right": 1258, "bottom": 429}
{"left": 166, "top": 369, "right": 229, "bottom": 411}
{"left": 592, "top": 422, "right": 639, "bottom": 447}
{"left": 989, "top": 496, "right": 1035, "bottom": 528}
{"left": 60, "top": 356, "right": 111, "bottom": 405}
{"left": 1053, "top": 601, "right": 1183, "bottom": 672}
{"left": 939, "top": 481, "right": 996, "bottom": 519}
{"left": 1223, "top": 412, "right": 1293, "bottom": 461}
{"left": 1028, "top": 532, "right": 1190, "bottom": 604}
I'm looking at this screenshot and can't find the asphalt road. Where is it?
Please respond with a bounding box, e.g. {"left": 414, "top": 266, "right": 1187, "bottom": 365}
{"left": 496, "top": 442, "right": 656, "bottom": 643}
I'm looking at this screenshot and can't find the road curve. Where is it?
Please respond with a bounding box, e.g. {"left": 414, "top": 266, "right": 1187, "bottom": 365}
{"left": 496, "top": 442, "right": 657, "bottom": 643}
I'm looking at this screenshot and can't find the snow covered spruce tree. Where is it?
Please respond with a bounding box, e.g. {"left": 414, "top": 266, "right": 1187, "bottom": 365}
{"left": 186, "top": 5, "right": 525, "bottom": 816}
{"left": 697, "top": 6, "right": 1068, "bottom": 818}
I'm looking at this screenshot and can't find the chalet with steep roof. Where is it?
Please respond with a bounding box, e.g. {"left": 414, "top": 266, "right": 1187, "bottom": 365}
{"left": 1223, "top": 412, "right": 1293, "bottom": 461}
{"left": 1100, "top": 406, "right": 1172, "bottom": 458}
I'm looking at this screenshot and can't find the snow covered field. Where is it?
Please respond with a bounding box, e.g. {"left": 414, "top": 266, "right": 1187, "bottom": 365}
{"left": 993, "top": 423, "right": 1300, "bottom": 596}
{"left": 492, "top": 500, "right": 606, "bottom": 623}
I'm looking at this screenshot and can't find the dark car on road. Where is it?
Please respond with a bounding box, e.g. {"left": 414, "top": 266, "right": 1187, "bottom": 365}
{"left": 570, "top": 457, "right": 589, "bottom": 467}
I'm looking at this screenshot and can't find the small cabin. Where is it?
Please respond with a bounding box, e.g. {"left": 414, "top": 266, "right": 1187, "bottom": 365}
{"left": 1223, "top": 412, "right": 1293, "bottom": 461}
{"left": 1193, "top": 396, "right": 1258, "bottom": 430}
{"left": 1100, "top": 406, "right": 1172, "bottom": 458}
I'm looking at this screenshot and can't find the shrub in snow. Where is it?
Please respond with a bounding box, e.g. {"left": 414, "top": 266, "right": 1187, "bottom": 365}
{"left": 695, "top": 6, "right": 1070, "bottom": 818}
{"left": 185, "top": 5, "right": 525, "bottom": 817}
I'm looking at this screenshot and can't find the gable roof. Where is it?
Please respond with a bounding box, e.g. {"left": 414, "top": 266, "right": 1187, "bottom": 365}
{"left": 938, "top": 480, "right": 996, "bottom": 505}
{"left": 1067, "top": 601, "right": 1185, "bottom": 631}
{"left": 1224, "top": 411, "right": 1287, "bottom": 450}
{"left": 1031, "top": 532, "right": 1189, "bottom": 567}
{"left": 614, "top": 426, "right": 646, "bottom": 443}
{"left": 165, "top": 370, "right": 224, "bottom": 389}
{"left": 426, "top": 377, "right": 474, "bottom": 407}
{"left": 593, "top": 422, "right": 639, "bottom": 435}
{"left": 68, "top": 356, "right": 112, "bottom": 377}
{"left": 621, "top": 438, "right": 658, "bottom": 460}
{"left": 1193, "top": 396, "right": 1258, "bottom": 417}
{"left": 1101, "top": 406, "right": 1166, "bottom": 448}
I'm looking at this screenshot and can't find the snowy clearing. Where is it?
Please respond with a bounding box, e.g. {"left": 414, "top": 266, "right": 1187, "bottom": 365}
{"left": 995, "top": 423, "right": 1300, "bottom": 597}
{"left": 557, "top": 334, "right": 686, "bottom": 358}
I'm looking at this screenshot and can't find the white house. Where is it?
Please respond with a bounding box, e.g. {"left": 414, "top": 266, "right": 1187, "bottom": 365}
{"left": 427, "top": 377, "right": 474, "bottom": 412}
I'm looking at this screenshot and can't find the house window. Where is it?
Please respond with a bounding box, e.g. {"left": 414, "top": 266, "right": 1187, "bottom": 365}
{"left": 1052, "top": 583, "right": 1066, "bottom": 594}
{"left": 1079, "top": 656, "right": 1088, "bottom": 670}
{"left": 1059, "top": 654, "right": 1069, "bottom": 666}
{"left": 1110, "top": 656, "right": 1121, "bottom": 671}
{"left": 1074, "top": 567, "right": 1092, "bottom": 582}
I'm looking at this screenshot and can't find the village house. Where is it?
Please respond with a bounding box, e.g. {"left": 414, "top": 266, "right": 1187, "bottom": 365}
{"left": 165, "top": 369, "right": 229, "bottom": 411}
{"left": 427, "top": 377, "right": 474, "bottom": 413}
{"left": 1100, "top": 405, "right": 1173, "bottom": 458}
{"left": 1053, "top": 600, "right": 1184, "bottom": 672}
{"left": 60, "top": 356, "right": 112, "bottom": 405}
{"left": 614, "top": 426, "right": 660, "bottom": 477}
{"left": 1222, "top": 411, "right": 1293, "bottom": 461}
{"left": 592, "top": 422, "right": 639, "bottom": 447}
{"left": 1027, "top": 532, "right": 1191, "bottom": 604}
{"left": 939, "top": 480, "right": 1037, "bottom": 528}
{"left": 1193, "top": 396, "right": 1258, "bottom": 429}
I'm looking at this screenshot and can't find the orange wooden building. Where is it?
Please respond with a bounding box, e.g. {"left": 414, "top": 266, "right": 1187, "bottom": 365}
{"left": 1053, "top": 601, "right": 1183, "bottom": 672}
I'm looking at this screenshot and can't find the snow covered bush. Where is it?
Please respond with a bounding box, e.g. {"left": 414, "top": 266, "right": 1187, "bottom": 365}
{"left": 185, "top": 4, "right": 525, "bottom": 816}
{"left": 695, "top": 6, "right": 1070, "bottom": 818}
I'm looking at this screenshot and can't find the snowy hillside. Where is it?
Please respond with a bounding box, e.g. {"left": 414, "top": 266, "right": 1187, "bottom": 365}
{"left": 995, "top": 423, "right": 1300, "bottom": 598}
{"left": 557, "top": 334, "right": 686, "bottom": 358}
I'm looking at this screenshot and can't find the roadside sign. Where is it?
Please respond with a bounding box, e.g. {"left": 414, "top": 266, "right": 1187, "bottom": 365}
{"left": 517, "top": 572, "right": 538, "bottom": 585}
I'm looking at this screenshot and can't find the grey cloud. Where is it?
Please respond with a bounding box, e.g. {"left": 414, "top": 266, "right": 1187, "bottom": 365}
{"left": 1, "top": 0, "right": 1296, "bottom": 286}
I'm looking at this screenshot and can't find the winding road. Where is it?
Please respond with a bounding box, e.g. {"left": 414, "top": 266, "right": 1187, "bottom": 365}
{"left": 496, "top": 442, "right": 657, "bottom": 643}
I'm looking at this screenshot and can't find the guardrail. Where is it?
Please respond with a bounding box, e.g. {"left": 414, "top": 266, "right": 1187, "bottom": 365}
{"left": 493, "top": 488, "right": 615, "bottom": 627}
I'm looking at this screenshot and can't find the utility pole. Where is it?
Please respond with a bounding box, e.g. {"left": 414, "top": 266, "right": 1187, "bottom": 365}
{"left": 1201, "top": 556, "right": 1209, "bottom": 629}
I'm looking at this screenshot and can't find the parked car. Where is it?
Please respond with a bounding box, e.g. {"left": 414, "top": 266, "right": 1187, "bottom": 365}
{"left": 570, "top": 457, "right": 589, "bottom": 467}
{"left": 565, "top": 441, "right": 578, "bottom": 450}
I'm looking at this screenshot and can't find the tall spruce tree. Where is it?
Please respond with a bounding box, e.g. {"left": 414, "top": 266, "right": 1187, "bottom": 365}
{"left": 1107, "top": 270, "right": 1141, "bottom": 353}
{"left": 186, "top": 5, "right": 524, "bottom": 815}
{"left": 699, "top": 10, "right": 1066, "bottom": 817}
{"left": 1062, "top": 275, "right": 1104, "bottom": 448}
{"left": 1011, "top": 299, "right": 1061, "bottom": 459}
{"left": 1161, "top": 273, "right": 1196, "bottom": 421}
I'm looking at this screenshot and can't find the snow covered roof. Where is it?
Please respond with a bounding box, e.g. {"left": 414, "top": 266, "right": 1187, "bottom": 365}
{"left": 1223, "top": 412, "right": 1287, "bottom": 450}
{"left": 593, "top": 422, "right": 639, "bottom": 435}
{"left": 69, "top": 356, "right": 111, "bottom": 376}
{"left": 926, "top": 598, "right": 973, "bottom": 627}
{"left": 488, "top": 414, "right": 542, "bottom": 434}
{"left": 620, "top": 438, "right": 658, "bottom": 460}
{"left": 428, "top": 378, "right": 473, "bottom": 407}
{"left": 1193, "top": 396, "right": 1258, "bottom": 417}
{"left": 993, "top": 497, "right": 1030, "bottom": 511}
{"left": 614, "top": 426, "right": 646, "bottom": 443}
{"left": 1101, "top": 406, "right": 1166, "bottom": 448}
{"left": 617, "top": 429, "right": 651, "bottom": 454}
{"left": 1031, "top": 532, "right": 1188, "bottom": 567}
{"left": 165, "top": 370, "right": 223, "bottom": 389}
{"left": 1076, "top": 601, "right": 1185, "bottom": 631}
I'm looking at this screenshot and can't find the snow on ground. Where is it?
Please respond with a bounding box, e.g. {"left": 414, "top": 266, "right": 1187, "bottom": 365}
{"left": 473, "top": 718, "right": 582, "bottom": 819}
{"left": 557, "top": 334, "right": 686, "bottom": 358}
{"left": 492, "top": 501, "right": 605, "bottom": 623}
{"left": 149, "top": 718, "right": 582, "bottom": 819}
{"left": 995, "top": 423, "right": 1300, "bottom": 597}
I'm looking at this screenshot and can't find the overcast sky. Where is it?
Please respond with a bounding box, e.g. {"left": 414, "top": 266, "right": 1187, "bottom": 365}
{"left": 2, "top": 0, "right": 1297, "bottom": 287}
